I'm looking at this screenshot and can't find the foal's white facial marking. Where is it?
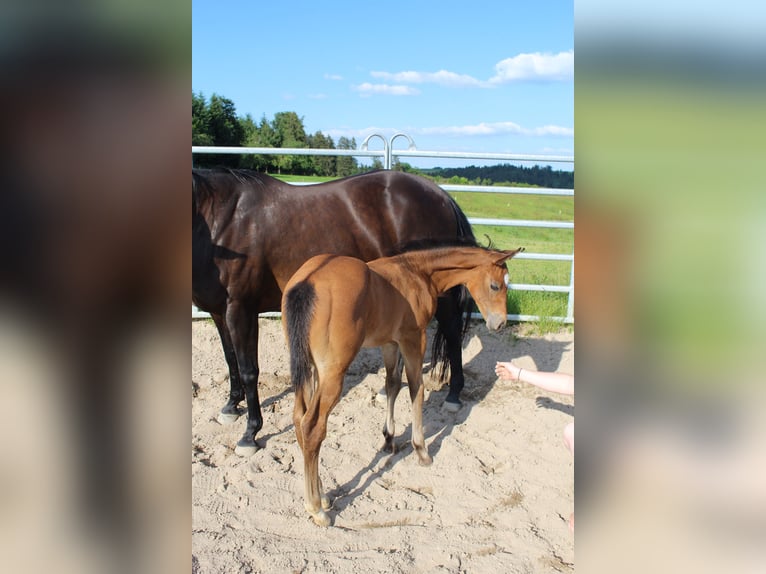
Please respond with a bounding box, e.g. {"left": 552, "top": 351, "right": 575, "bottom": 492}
{"left": 503, "top": 272, "right": 511, "bottom": 288}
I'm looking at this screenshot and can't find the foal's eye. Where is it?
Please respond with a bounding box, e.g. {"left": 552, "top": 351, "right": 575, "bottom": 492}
{"left": 490, "top": 282, "right": 500, "bottom": 291}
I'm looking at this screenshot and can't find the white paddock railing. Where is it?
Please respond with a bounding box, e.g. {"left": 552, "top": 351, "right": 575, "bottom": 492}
{"left": 193, "top": 136, "right": 574, "bottom": 323}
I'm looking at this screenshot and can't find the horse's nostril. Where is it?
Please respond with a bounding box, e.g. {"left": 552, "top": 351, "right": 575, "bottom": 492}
{"left": 486, "top": 315, "right": 504, "bottom": 331}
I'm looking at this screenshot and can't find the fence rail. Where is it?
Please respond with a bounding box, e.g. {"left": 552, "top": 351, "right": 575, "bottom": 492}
{"left": 193, "top": 136, "right": 573, "bottom": 323}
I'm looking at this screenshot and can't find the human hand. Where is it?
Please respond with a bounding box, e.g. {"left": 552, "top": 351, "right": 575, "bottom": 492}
{"left": 495, "top": 361, "right": 521, "bottom": 381}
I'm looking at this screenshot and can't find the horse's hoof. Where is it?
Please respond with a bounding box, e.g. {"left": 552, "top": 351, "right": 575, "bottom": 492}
{"left": 418, "top": 454, "right": 433, "bottom": 466}
{"left": 442, "top": 399, "right": 462, "bottom": 413}
{"left": 217, "top": 411, "right": 240, "bottom": 425}
{"left": 310, "top": 509, "right": 331, "bottom": 527}
{"left": 234, "top": 439, "right": 259, "bottom": 457}
{"left": 321, "top": 495, "right": 332, "bottom": 510}
{"left": 374, "top": 389, "right": 387, "bottom": 405}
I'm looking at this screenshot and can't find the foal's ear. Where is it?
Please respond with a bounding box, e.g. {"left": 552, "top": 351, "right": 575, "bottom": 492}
{"left": 494, "top": 247, "right": 525, "bottom": 265}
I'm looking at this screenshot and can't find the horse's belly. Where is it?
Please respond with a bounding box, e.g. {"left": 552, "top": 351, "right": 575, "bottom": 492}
{"left": 362, "top": 333, "right": 392, "bottom": 348}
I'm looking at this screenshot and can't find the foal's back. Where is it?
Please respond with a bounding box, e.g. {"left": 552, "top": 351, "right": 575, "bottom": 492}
{"left": 284, "top": 253, "right": 416, "bottom": 352}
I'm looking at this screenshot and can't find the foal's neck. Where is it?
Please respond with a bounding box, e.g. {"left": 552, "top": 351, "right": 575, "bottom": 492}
{"left": 398, "top": 248, "right": 486, "bottom": 294}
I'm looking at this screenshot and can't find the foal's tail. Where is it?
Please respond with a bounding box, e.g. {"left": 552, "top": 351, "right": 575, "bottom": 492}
{"left": 284, "top": 281, "right": 316, "bottom": 392}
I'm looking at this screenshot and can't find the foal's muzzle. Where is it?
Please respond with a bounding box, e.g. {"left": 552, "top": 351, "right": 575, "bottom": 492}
{"left": 486, "top": 313, "right": 507, "bottom": 331}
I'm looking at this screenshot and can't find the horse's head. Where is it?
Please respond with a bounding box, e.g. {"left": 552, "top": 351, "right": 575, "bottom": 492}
{"left": 466, "top": 247, "right": 525, "bottom": 331}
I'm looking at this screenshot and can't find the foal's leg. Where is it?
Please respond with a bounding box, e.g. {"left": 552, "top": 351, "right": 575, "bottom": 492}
{"left": 401, "top": 334, "right": 433, "bottom": 466}
{"left": 381, "top": 342, "right": 402, "bottom": 452}
{"left": 294, "top": 382, "right": 330, "bottom": 517}
{"left": 300, "top": 369, "right": 344, "bottom": 526}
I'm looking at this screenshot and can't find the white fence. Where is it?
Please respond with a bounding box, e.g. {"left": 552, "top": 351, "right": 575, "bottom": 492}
{"left": 192, "top": 136, "right": 574, "bottom": 323}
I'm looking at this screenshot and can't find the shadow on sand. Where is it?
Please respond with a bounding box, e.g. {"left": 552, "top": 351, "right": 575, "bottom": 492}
{"left": 324, "top": 321, "right": 573, "bottom": 519}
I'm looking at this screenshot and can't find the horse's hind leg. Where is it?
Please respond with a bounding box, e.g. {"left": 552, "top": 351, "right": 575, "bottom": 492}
{"left": 401, "top": 335, "right": 433, "bottom": 466}
{"left": 225, "top": 302, "right": 263, "bottom": 456}
{"left": 211, "top": 312, "right": 245, "bottom": 424}
{"left": 300, "top": 370, "right": 344, "bottom": 527}
{"left": 435, "top": 291, "right": 467, "bottom": 412}
{"left": 381, "top": 342, "right": 402, "bottom": 453}
{"left": 294, "top": 377, "right": 332, "bottom": 513}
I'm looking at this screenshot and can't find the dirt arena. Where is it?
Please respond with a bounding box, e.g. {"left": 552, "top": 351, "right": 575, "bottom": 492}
{"left": 192, "top": 317, "right": 574, "bottom": 573}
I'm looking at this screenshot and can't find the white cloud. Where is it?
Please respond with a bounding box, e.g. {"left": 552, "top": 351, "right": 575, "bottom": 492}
{"left": 364, "top": 51, "right": 573, "bottom": 90}
{"left": 352, "top": 83, "right": 420, "bottom": 97}
{"left": 324, "top": 73, "right": 343, "bottom": 81}
{"left": 323, "top": 127, "right": 398, "bottom": 140}
{"left": 490, "top": 50, "right": 574, "bottom": 83}
{"left": 324, "top": 122, "right": 573, "bottom": 140}
{"left": 413, "top": 121, "right": 573, "bottom": 137}
{"left": 370, "top": 70, "right": 489, "bottom": 88}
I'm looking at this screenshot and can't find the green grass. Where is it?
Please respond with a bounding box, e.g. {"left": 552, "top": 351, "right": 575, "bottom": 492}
{"left": 452, "top": 191, "right": 573, "bottom": 329}
{"left": 275, "top": 174, "right": 334, "bottom": 183}
{"left": 273, "top": 177, "right": 574, "bottom": 330}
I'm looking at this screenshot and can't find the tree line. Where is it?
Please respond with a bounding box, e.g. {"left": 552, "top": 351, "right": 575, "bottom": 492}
{"left": 192, "top": 91, "right": 574, "bottom": 188}
{"left": 421, "top": 164, "right": 574, "bottom": 189}
{"left": 193, "top": 92, "right": 370, "bottom": 176}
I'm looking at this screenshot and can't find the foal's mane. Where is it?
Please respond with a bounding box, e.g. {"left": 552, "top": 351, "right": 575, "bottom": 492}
{"left": 386, "top": 239, "right": 505, "bottom": 279}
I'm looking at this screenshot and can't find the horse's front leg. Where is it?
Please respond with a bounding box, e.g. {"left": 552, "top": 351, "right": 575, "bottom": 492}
{"left": 435, "top": 290, "right": 466, "bottom": 412}
{"left": 225, "top": 301, "right": 263, "bottom": 456}
{"left": 211, "top": 311, "right": 245, "bottom": 424}
{"left": 401, "top": 334, "right": 432, "bottom": 466}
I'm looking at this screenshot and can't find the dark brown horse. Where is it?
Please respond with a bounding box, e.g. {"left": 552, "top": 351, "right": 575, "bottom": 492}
{"left": 192, "top": 169, "right": 476, "bottom": 454}
{"left": 282, "top": 244, "right": 523, "bottom": 525}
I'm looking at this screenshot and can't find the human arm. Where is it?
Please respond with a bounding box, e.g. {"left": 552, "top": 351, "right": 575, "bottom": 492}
{"left": 495, "top": 361, "right": 574, "bottom": 396}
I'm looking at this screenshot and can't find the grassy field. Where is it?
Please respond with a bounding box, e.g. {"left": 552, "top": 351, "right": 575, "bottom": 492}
{"left": 275, "top": 175, "right": 574, "bottom": 329}
{"left": 452, "top": 191, "right": 573, "bottom": 329}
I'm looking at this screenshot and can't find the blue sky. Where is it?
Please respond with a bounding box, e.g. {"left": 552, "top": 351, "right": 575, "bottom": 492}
{"left": 192, "top": 1, "right": 573, "bottom": 167}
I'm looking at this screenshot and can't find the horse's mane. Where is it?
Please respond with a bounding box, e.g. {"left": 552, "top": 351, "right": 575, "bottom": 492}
{"left": 192, "top": 167, "right": 273, "bottom": 204}
{"left": 389, "top": 236, "right": 479, "bottom": 256}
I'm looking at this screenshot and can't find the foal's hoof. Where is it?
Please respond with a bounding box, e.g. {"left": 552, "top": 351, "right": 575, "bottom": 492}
{"left": 217, "top": 411, "right": 240, "bottom": 425}
{"left": 309, "top": 509, "right": 331, "bottom": 527}
{"left": 442, "top": 399, "right": 462, "bottom": 413}
{"left": 321, "top": 495, "right": 332, "bottom": 511}
{"left": 234, "top": 438, "right": 259, "bottom": 457}
{"left": 374, "top": 388, "right": 387, "bottom": 406}
{"left": 217, "top": 405, "right": 244, "bottom": 425}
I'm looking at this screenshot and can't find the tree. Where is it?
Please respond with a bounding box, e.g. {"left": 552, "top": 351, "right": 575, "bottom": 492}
{"left": 238, "top": 114, "right": 275, "bottom": 172}
{"left": 307, "top": 131, "right": 336, "bottom": 176}
{"left": 207, "top": 95, "right": 244, "bottom": 146}
{"left": 192, "top": 92, "right": 213, "bottom": 146}
{"left": 335, "top": 136, "right": 358, "bottom": 177}
{"left": 272, "top": 111, "right": 310, "bottom": 174}
{"left": 192, "top": 92, "right": 244, "bottom": 167}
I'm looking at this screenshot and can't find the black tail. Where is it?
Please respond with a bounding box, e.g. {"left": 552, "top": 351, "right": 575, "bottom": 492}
{"left": 284, "top": 281, "right": 316, "bottom": 392}
{"left": 431, "top": 194, "right": 476, "bottom": 383}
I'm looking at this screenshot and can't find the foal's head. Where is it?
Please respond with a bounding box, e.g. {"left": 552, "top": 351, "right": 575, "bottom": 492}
{"left": 465, "top": 247, "right": 525, "bottom": 331}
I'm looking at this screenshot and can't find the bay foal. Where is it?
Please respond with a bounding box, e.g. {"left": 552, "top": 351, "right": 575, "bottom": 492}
{"left": 282, "top": 244, "right": 523, "bottom": 526}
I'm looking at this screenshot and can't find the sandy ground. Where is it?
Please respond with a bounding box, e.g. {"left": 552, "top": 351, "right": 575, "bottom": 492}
{"left": 192, "top": 317, "right": 574, "bottom": 573}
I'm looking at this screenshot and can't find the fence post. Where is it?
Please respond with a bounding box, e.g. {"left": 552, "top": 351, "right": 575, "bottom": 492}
{"left": 360, "top": 134, "right": 389, "bottom": 168}
{"left": 388, "top": 133, "right": 416, "bottom": 169}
